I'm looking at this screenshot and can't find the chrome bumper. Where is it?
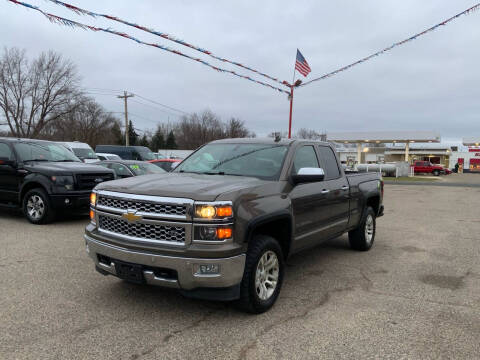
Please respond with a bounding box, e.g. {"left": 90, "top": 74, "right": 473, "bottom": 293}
{"left": 85, "top": 235, "right": 245, "bottom": 290}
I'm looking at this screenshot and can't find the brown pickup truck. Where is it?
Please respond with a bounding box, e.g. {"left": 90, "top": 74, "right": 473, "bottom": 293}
{"left": 85, "top": 138, "right": 384, "bottom": 313}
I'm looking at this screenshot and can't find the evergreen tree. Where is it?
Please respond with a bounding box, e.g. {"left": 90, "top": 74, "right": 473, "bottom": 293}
{"left": 128, "top": 121, "right": 138, "bottom": 146}
{"left": 111, "top": 122, "right": 124, "bottom": 145}
{"left": 139, "top": 134, "right": 150, "bottom": 148}
{"left": 165, "top": 130, "right": 177, "bottom": 149}
{"left": 150, "top": 125, "right": 165, "bottom": 151}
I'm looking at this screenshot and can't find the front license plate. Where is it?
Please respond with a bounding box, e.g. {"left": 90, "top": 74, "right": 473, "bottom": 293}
{"left": 114, "top": 260, "right": 144, "bottom": 284}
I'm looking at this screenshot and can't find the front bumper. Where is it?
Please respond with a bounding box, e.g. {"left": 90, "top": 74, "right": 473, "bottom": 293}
{"left": 85, "top": 235, "right": 246, "bottom": 292}
{"left": 50, "top": 192, "right": 90, "bottom": 209}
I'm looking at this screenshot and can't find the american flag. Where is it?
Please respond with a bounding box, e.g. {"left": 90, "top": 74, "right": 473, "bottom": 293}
{"left": 295, "top": 49, "right": 311, "bottom": 77}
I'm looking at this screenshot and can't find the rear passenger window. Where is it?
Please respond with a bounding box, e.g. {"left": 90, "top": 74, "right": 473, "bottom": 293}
{"left": 317, "top": 146, "right": 340, "bottom": 180}
{"left": 0, "top": 143, "right": 13, "bottom": 160}
{"left": 292, "top": 146, "right": 319, "bottom": 174}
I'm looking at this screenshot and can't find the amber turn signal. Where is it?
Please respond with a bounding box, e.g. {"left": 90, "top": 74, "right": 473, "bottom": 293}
{"left": 216, "top": 206, "right": 233, "bottom": 217}
{"left": 216, "top": 227, "right": 232, "bottom": 239}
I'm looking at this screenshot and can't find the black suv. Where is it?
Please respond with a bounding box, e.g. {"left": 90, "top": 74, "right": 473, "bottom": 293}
{"left": 0, "top": 138, "right": 114, "bottom": 224}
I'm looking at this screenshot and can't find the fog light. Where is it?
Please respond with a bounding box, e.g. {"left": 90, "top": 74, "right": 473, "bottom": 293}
{"left": 64, "top": 198, "right": 70, "bottom": 204}
{"left": 200, "top": 227, "right": 217, "bottom": 240}
{"left": 197, "top": 264, "right": 220, "bottom": 275}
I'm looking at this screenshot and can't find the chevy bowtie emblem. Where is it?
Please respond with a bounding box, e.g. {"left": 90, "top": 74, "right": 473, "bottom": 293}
{"left": 94, "top": 178, "right": 104, "bottom": 183}
{"left": 122, "top": 211, "right": 142, "bottom": 223}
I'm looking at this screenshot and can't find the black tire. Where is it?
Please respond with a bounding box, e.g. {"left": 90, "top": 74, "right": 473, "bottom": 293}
{"left": 23, "top": 188, "right": 56, "bottom": 224}
{"left": 236, "top": 235, "right": 285, "bottom": 314}
{"left": 348, "top": 206, "right": 376, "bottom": 251}
{"left": 433, "top": 170, "right": 440, "bottom": 176}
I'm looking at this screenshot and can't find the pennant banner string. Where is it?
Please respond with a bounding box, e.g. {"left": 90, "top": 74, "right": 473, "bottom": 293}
{"left": 44, "top": 0, "right": 288, "bottom": 88}
{"left": 301, "top": 3, "right": 480, "bottom": 87}
{"left": 7, "top": 0, "right": 290, "bottom": 94}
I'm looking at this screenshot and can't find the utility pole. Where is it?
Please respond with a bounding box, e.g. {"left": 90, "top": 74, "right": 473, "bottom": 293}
{"left": 117, "top": 91, "right": 134, "bottom": 146}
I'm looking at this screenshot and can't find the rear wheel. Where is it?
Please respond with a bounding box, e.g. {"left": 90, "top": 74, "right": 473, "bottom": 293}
{"left": 236, "top": 235, "right": 284, "bottom": 314}
{"left": 23, "top": 188, "right": 55, "bottom": 224}
{"left": 348, "top": 206, "right": 376, "bottom": 251}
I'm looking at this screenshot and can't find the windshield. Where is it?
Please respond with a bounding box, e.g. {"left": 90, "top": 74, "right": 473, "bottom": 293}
{"left": 72, "top": 148, "right": 98, "bottom": 159}
{"left": 137, "top": 150, "right": 156, "bottom": 161}
{"left": 14, "top": 142, "right": 81, "bottom": 162}
{"left": 128, "top": 162, "right": 166, "bottom": 175}
{"left": 175, "top": 143, "right": 288, "bottom": 180}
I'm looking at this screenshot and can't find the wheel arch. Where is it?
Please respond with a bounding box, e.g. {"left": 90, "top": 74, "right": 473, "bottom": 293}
{"left": 245, "top": 211, "right": 293, "bottom": 259}
{"left": 19, "top": 180, "right": 50, "bottom": 204}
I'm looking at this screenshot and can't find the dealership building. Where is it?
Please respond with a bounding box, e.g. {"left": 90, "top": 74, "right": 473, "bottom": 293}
{"left": 327, "top": 131, "right": 480, "bottom": 172}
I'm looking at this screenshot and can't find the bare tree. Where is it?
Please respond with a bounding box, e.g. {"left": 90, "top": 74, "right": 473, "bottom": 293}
{"left": 0, "top": 47, "right": 80, "bottom": 138}
{"left": 175, "top": 110, "right": 255, "bottom": 149}
{"left": 43, "top": 96, "right": 122, "bottom": 148}
{"left": 225, "top": 117, "right": 254, "bottom": 138}
{"left": 295, "top": 128, "right": 327, "bottom": 141}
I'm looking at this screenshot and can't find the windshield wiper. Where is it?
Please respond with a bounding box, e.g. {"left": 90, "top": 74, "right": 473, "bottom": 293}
{"left": 23, "top": 159, "right": 50, "bottom": 162}
{"left": 203, "top": 171, "right": 225, "bottom": 175}
{"left": 54, "top": 160, "right": 78, "bottom": 162}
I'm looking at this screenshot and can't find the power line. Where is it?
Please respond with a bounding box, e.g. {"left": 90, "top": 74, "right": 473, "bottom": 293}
{"left": 132, "top": 94, "right": 188, "bottom": 115}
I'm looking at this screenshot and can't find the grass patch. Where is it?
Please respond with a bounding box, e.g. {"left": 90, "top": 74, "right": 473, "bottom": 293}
{"left": 383, "top": 176, "right": 440, "bottom": 182}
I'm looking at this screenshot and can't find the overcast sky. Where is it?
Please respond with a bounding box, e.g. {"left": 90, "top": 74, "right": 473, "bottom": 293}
{"left": 2, "top": 0, "right": 479, "bottom": 138}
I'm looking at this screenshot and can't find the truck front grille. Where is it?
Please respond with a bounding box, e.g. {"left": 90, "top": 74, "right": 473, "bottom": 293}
{"left": 77, "top": 173, "right": 114, "bottom": 190}
{"left": 97, "top": 196, "right": 187, "bottom": 217}
{"left": 98, "top": 215, "right": 186, "bottom": 244}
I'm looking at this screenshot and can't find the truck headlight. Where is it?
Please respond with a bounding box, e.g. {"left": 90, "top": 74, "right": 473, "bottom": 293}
{"left": 194, "top": 202, "right": 233, "bottom": 220}
{"left": 90, "top": 192, "right": 97, "bottom": 207}
{"left": 51, "top": 175, "right": 74, "bottom": 190}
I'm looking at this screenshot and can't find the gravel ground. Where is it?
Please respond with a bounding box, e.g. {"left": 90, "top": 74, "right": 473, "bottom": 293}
{"left": 0, "top": 184, "right": 479, "bottom": 359}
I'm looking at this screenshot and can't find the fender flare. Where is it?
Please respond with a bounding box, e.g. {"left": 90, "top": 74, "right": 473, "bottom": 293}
{"left": 244, "top": 210, "right": 293, "bottom": 244}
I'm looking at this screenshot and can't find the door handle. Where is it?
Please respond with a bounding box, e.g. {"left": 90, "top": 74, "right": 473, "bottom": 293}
{"left": 341, "top": 185, "right": 349, "bottom": 191}
{"left": 321, "top": 189, "right": 330, "bottom": 194}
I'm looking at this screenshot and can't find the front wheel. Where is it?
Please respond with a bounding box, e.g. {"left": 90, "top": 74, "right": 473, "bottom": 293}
{"left": 433, "top": 170, "right": 440, "bottom": 176}
{"left": 236, "top": 235, "right": 285, "bottom": 314}
{"left": 23, "top": 188, "right": 56, "bottom": 224}
{"left": 349, "top": 206, "right": 376, "bottom": 251}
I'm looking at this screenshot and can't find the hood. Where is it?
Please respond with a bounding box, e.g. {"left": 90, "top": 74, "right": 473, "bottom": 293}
{"left": 95, "top": 172, "right": 268, "bottom": 201}
{"left": 24, "top": 161, "right": 112, "bottom": 175}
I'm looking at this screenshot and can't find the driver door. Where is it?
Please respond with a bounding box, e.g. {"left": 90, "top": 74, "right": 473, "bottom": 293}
{"left": 289, "top": 145, "right": 330, "bottom": 252}
{"left": 0, "top": 142, "right": 18, "bottom": 204}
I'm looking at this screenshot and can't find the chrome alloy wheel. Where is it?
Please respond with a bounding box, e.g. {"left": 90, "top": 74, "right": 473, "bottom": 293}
{"left": 255, "top": 250, "right": 279, "bottom": 301}
{"left": 27, "top": 195, "right": 45, "bottom": 220}
{"left": 365, "top": 214, "right": 374, "bottom": 244}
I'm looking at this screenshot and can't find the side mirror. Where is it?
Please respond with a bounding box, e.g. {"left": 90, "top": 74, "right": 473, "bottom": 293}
{"left": 292, "top": 167, "right": 325, "bottom": 185}
{"left": 0, "top": 157, "right": 16, "bottom": 167}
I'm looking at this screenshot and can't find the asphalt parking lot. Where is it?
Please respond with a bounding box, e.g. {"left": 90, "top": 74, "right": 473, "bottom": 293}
{"left": 1, "top": 184, "right": 479, "bottom": 359}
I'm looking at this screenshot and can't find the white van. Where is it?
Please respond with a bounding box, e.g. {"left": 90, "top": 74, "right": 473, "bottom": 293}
{"left": 59, "top": 142, "right": 99, "bottom": 163}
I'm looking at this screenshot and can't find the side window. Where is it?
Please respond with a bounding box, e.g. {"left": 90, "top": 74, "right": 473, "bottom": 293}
{"left": 0, "top": 143, "right": 14, "bottom": 160}
{"left": 317, "top": 146, "right": 341, "bottom": 180}
{"left": 292, "top": 146, "right": 319, "bottom": 174}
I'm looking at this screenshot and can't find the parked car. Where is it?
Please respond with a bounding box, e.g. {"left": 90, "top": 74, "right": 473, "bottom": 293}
{"left": 0, "top": 138, "right": 114, "bottom": 224}
{"left": 59, "top": 141, "right": 99, "bottom": 163}
{"left": 96, "top": 153, "right": 121, "bottom": 161}
{"left": 153, "top": 152, "right": 166, "bottom": 159}
{"left": 86, "top": 138, "right": 384, "bottom": 313}
{"left": 411, "top": 161, "right": 444, "bottom": 176}
{"left": 148, "top": 158, "right": 181, "bottom": 172}
{"left": 95, "top": 145, "right": 156, "bottom": 161}
{"left": 96, "top": 160, "right": 166, "bottom": 179}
